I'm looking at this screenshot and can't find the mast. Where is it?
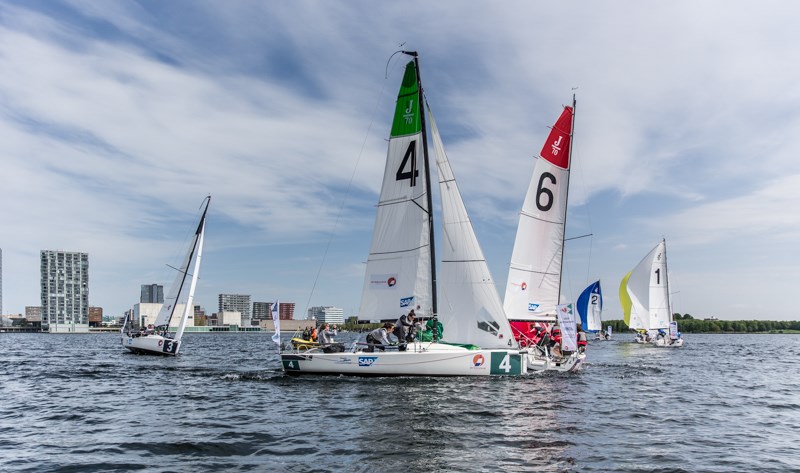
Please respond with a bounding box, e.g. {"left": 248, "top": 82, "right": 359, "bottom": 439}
{"left": 556, "top": 94, "right": 576, "bottom": 305}
{"left": 662, "top": 237, "right": 671, "bottom": 323}
{"left": 175, "top": 198, "right": 209, "bottom": 342}
{"left": 403, "top": 50, "right": 438, "bottom": 320}
{"left": 164, "top": 197, "right": 210, "bottom": 329}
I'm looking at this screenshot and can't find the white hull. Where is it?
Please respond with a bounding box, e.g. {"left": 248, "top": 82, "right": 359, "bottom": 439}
{"left": 653, "top": 337, "right": 684, "bottom": 348}
{"left": 524, "top": 349, "right": 585, "bottom": 372}
{"left": 281, "top": 342, "right": 526, "bottom": 376}
{"left": 122, "top": 333, "right": 182, "bottom": 356}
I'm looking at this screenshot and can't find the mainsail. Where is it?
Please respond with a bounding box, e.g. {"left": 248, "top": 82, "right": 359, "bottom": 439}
{"left": 154, "top": 198, "right": 210, "bottom": 329}
{"left": 359, "top": 60, "right": 432, "bottom": 321}
{"left": 576, "top": 280, "right": 603, "bottom": 332}
{"left": 429, "top": 104, "right": 515, "bottom": 349}
{"left": 620, "top": 239, "right": 670, "bottom": 330}
{"left": 504, "top": 103, "right": 574, "bottom": 320}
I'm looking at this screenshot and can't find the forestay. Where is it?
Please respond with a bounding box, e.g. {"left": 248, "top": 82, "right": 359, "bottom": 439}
{"left": 429, "top": 106, "right": 516, "bottom": 349}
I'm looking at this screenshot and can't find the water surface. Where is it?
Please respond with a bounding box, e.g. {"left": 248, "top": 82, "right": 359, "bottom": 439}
{"left": 1, "top": 332, "right": 797, "bottom": 472}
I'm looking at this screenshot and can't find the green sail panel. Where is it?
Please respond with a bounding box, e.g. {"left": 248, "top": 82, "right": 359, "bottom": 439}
{"left": 390, "top": 61, "right": 421, "bottom": 138}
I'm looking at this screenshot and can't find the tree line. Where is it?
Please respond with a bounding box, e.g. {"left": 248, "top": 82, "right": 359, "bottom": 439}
{"left": 600, "top": 314, "right": 800, "bottom": 334}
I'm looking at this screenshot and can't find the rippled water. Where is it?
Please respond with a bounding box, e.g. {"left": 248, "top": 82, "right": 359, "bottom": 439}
{"left": 1, "top": 332, "right": 798, "bottom": 472}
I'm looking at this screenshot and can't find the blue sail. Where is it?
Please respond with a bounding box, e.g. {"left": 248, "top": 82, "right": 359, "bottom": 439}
{"left": 576, "top": 281, "right": 603, "bottom": 332}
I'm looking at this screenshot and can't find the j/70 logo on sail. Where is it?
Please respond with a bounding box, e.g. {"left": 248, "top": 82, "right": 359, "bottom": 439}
{"left": 551, "top": 135, "right": 563, "bottom": 155}
{"left": 403, "top": 99, "right": 414, "bottom": 124}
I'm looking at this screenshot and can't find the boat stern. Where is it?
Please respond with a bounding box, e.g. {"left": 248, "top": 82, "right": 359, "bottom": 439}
{"left": 122, "top": 334, "right": 181, "bottom": 356}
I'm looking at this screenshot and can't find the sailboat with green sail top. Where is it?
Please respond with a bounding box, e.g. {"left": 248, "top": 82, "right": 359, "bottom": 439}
{"left": 280, "top": 52, "right": 525, "bottom": 376}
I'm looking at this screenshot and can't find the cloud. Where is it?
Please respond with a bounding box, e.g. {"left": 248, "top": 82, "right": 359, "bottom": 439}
{"left": 2, "top": 1, "right": 800, "bottom": 320}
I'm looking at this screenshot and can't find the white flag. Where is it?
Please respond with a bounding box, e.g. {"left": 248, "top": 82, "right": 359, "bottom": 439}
{"left": 271, "top": 300, "right": 280, "bottom": 345}
{"left": 556, "top": 303, "right": 578, "bottom": 352}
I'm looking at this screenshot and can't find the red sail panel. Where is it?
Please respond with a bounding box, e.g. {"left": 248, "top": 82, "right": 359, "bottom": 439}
{"left": 539, "top": 106, "right": 573, "bottom": 169}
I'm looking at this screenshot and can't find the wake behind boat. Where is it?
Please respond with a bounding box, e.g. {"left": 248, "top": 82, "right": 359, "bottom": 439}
{"left": 280, "top": 53, "right": 524, "bottom": 376}
{"left": 121, "top": 196, "right": 210, "bottom": 356}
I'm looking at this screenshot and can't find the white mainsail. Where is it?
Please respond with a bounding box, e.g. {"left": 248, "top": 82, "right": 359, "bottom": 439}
{"left": 154, "top": 200, "right": 209, "bottom": 329}
{"left": 429, "top": 105, "right": 515, "bottom": 349}
{"left": 622, "top": 239, "right": 670, "bottom": 330}
{"left": 504, "top": 103, "right": 574, "bottom": 320}
{"left": 359, "top": 62, "right": 432, "bottom": 321}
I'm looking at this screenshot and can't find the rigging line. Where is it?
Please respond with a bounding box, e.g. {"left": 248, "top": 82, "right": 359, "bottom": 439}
{"left": 302, "top": 59, "right": 394, "bottom": 318}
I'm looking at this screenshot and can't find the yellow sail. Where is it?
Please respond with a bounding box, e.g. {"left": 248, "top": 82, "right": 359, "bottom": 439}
{"left": 619, "top": 271, "right": 633, "bottom": 327}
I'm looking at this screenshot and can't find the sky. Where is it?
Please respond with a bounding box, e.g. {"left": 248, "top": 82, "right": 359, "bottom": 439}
{"left": 1, "top": 0, "right": 799, "bottom": 321}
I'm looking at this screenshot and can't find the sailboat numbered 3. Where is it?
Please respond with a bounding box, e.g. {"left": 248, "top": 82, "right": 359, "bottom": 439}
{"left": 490, "top": 352, "right": 522, "bottom": 375}
{"left": 162, "top": 339, "right": 179, "bottom": 354}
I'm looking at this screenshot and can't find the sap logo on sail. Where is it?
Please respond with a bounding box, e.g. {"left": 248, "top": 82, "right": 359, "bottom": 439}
{"left": 400, "top": 296, "right": 414, "bottom": 308}
{"left": 403, "top": 99, "right": 414, "bottom": 124}
{"left": 358, "top": 357, "right": 378, "bottom": 367}
{"left": 527, "top": 303, "right": 540, "bottom": 312}
{"left": 369, "top": 274, "right": 398, "bottom": 289}
{"left": 551, "top": 135, "right": 563, "bottom": 155}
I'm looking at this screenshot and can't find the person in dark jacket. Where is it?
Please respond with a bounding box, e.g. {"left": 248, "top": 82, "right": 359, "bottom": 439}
{"left": 395, "top": 310, "right": 416, "bottom": 344}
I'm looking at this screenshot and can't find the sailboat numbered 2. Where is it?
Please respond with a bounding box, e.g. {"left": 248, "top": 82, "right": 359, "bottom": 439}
{"left": 490, "top": 352, "right": 522, "bottom": 375}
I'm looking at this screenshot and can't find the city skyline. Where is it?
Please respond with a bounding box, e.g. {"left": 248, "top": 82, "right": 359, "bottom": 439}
{"left": 1, "top": 2, "right": 799, "bottom": 320}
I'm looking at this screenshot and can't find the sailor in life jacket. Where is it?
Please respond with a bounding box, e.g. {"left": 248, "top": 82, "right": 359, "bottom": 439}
{"left": 576, "top": 323, "right": 588, "bottom": 353}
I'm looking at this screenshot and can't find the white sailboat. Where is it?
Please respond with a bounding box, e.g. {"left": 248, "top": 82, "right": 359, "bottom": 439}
{"left": 619, "top": 238, "right": 684, "bottom": 347}
{"left": 122, "top": 197, "right": 210, "bottom": 356}
{"left": 503, "top": 97, "right": 585, "bottom": 371}
{"left": 280, "top": 52, "right": 524, "bottom": 376}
